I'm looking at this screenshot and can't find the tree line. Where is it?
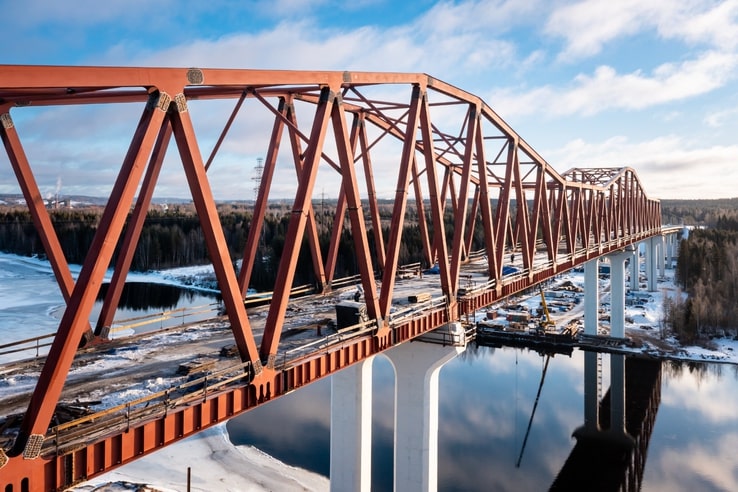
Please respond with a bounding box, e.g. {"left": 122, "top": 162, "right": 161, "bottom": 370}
{"left": 0, "top": 203, "right": 435, "bottom": 292}
{"left": 665, "top": 220, "right": 738, "bottom": 342}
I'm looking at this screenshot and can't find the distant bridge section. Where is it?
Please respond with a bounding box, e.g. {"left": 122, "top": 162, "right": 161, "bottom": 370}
{"left": 0, "top": 66, "right": 661, "bottom": 491}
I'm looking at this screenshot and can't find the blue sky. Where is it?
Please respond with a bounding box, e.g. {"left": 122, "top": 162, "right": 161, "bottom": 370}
{"left": 1, "top": 0, "right": 737, "bottom": 201}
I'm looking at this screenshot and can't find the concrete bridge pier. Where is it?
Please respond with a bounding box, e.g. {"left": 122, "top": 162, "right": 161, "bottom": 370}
{"left": 664, "top": 233, "right": 675, "bottom": 269}
{"left": 385, "top": 339, "right": 465, "bottom": 492}
{"left": 657, "top": 236, "right": 666, "bottom": 279}
{"left": 646, "top": 237, "right": 660, "bottom": 292}
{"left": 583, "top": 258, "right": 599, "bottom": 336}
{"left": 330, "top": 357, "right": 375, "bottom": 492}
{"left": 629, "top": 248, "right": 639, "bottom": 291}
{"left": 607, "top": 250, "right": 632, "bottom": 339}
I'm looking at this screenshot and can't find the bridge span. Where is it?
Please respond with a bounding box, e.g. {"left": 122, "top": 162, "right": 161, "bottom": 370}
{"left": 0, "top": 65, "right": 666, "bottom": 491}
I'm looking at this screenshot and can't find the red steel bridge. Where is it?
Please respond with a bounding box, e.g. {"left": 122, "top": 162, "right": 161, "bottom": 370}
{"left": 0, "top": 66, "right": 661, "bottom": 491}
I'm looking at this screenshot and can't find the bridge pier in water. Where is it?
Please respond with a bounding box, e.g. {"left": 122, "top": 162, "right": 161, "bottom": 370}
{"left": 330, "top": 357, "right": 375, "bottom": 492}
{"left": 329, "top": 326, "right": 465, "bottom": 492}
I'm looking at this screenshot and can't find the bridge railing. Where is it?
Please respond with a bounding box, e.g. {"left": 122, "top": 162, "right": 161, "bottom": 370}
{"left": 46, "top": 358, "right": 255, "bottom": 455}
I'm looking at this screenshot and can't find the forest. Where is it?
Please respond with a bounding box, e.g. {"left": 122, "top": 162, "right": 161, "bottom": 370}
{"left": 0, "top": 201, "right": 434, "bottom": 292}
{"left": 660, "top": 199, "right": 738, "bottom": 341}
{"left": 0, "top": 197, "right": 736, "bottom": 338}
{"left": 667, "top": 225, "right": 738, "bottom": 342}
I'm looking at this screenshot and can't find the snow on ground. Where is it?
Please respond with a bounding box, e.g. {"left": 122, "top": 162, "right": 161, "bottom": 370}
{"left": 619, "top": 266, "right": 738, "bottom": 365}
{"left": 71, "top": 423, "right": 329, "bottom": 492}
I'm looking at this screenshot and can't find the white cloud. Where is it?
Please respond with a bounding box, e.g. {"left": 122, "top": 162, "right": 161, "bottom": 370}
{"left": 704, "top": 107, "right": 738, "bottom": 127}
{"left": 544, "top": 135, "right": 738, "bottom": 199}
{"left": 546, "top": 0, "right": 657, "bottom": 59}
{"left": 546, "top": 0, "right": 738, "bottom": 61}
{"left": 490, "top": 50, "right": 738, "bottom": 117}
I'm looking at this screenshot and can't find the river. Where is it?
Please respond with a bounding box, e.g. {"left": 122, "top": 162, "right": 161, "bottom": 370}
{"left": 1, "top": 254, "right": 737, "bottom": 491}
{"left": 227, "top": 344, "right": 738, "bottom": 491}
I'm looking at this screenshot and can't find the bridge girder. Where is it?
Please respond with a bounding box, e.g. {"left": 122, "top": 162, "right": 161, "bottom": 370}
{"left": 0, "top": 66, "right": 662, "bottom": 490}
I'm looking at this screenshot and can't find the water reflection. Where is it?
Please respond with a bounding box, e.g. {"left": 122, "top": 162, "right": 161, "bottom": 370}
{"left": 228, "top": 344, "right": 738, "bottom": 491}
{"left": 96, "top": 282, "right": 220, "bottom": 311}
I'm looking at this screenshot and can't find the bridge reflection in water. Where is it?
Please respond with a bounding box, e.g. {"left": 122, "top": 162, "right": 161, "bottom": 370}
{"left": 329, "top": 336, "right": 663, "bottom": 492}
{"left": 551, "top": 353, "right": 662, "bottom": 491}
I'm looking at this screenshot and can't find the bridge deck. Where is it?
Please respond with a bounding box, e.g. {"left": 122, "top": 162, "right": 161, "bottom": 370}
{"left": 0, "top": 261, "right": 476, "bottom": 449}
{"left": 0, "top": 237, "right": 670, "bottom": 456}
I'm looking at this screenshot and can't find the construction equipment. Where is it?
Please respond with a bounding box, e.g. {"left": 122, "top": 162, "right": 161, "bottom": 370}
{"left": 537, "top": 285, "right": 555, "bottom": 333}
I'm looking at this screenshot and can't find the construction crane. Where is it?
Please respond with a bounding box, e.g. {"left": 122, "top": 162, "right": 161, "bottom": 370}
{"left": 536, "top": 285, "right": 555, "bottom": 333}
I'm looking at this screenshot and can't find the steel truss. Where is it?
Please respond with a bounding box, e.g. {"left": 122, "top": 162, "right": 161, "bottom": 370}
{"left": 0, "top": 66, "right": 661, "bottom": 490}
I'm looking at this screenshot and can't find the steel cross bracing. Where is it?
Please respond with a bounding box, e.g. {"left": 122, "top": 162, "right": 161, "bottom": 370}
{"left": 0, "top": 66, "right": 661, "bottom": 491}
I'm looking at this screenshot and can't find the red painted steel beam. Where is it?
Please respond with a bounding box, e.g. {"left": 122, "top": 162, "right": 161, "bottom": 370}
{"left": 285, "top": 99, "right": 328, "bottom": 292}
{"left": 204, "top": 91, "right": 247, "bottom": 172}
{"left": 357, "top": 115, "right": 387, "bottom": 271}
{"left": 449, "top": 105, "right": 478, "bottom": 293}
{"left": 464, "top": 186, "right": 480, "bottom": 259}
{"left": 325, "top": 186, "right": 347, "bottom": 285}
{"left": 96, "top": 118, "right": 173, "bottom": 334}
{"left": 169, "top": 94, "right": 261, "bottom": 369}
{"left": 260, "top": 87, "right": 334, "bottom": 365}
{"left": 379, "top": 85, "right": 423, "bottom": 318}
{"left": 411, "top": 158, "right": 434, "bottom": 268}
{"left": 473, "top": 126, "right": 499, "bottom": 282}
{"left": 324, "top": 112, "right": 361, "bottom": 284}
{"left": 13, "top": 92, "right": 170, "bottom": 457}
{"left": 493, "top": 140, "right": 515, "bottom": 277}
{"left": 418, "top": 92, "right": 453, "bottom": 306}
{"left": 331, "top": 96, "right": 382, "bottom": 324}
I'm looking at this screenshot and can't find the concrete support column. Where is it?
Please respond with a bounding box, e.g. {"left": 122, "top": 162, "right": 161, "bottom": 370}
{"left": 666, "top": 234, "right": 675, "bottom": 269}
{"left": 584, "top": 259, "right": 599, "bottom": 336}
{"left": 330, "top": 357, "right": 375, "bottom": 492}
{"left": 647, "top": 237, "right": 659, "bottom": 292}
{"left": 629, "top": 249, "right": 639, "bottom": 291}
{"left": 386, "top": 341, "right": 464, "bottom": 492}
{"left": 608, "top": 251, "right": 630, "bottom": 339}
{"left": 658, "top": 236, "right": 666, "bottom": 278}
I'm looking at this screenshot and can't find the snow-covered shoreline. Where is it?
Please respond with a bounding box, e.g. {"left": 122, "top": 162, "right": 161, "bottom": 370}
{"left": 71, "top": 423, "right": 329, "bottom": 492}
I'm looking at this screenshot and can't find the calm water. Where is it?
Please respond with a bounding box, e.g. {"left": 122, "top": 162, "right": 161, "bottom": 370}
{"left": 228, "top": 344, "right": 738, "bottom": 491}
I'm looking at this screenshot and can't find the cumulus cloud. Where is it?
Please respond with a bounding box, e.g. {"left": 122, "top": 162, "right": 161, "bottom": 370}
{"left": 546, "top": 0, "right": 738, "bottom": 61}
{"left": 544, "top": 135, "right": 738, "bottom": 199}
{"left": 490, "top": 50, "right": 738, "bottom": 117}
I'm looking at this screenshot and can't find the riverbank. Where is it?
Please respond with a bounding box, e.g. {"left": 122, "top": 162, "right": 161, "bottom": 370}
{"left": 71, "top": 424, "right": 329, "bottom": 492}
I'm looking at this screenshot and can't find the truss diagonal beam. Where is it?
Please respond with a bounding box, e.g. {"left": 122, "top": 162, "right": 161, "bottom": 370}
{"left": 96, "top": 117, "right": 173, "bottom": 334}
{"left": 13, "top": 92, "right": 170, "bottom": 456}
{"left": 170, "top": 94, "right": 261, "bottom": 368}
{"left": 260, "top": 87, "right": 334, "bottom": 364}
